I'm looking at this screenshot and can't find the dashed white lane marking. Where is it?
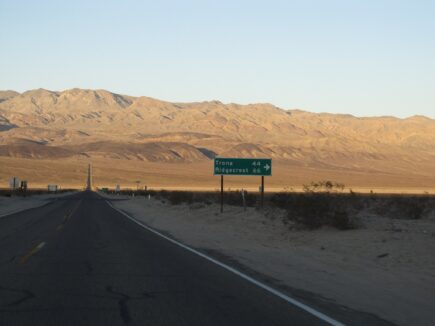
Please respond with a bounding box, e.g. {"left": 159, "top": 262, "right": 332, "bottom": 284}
{"left": 105, "top": 200, "right": 345, "bottom": 326}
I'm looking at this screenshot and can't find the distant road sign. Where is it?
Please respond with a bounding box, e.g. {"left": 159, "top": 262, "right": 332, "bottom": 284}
{"left": 214, "top": 158, "right": 272, "bottom": 176}
{"left": 9, "top": 177, "right": 20, "bottom": 189}
{"left": 48, "top": 184, "right": 58, "bottom": 192}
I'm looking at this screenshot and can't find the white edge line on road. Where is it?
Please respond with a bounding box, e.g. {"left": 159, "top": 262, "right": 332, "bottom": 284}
{"left": 105, "top": 200, "right": 346, "bottom": 326}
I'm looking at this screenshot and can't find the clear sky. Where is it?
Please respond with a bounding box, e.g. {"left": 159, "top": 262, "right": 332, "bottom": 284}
{"left": 0, "top": 0, "right": 434, "bottom": 118}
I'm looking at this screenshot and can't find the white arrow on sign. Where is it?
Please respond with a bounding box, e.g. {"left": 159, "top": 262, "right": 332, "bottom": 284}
{"left": 264, "top": 164, "right": 270, "bottom": 171}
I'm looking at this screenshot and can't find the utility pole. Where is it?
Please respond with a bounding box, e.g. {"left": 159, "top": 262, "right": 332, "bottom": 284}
{"left": 87, "top": 163, "right": 93, "bottom": 191}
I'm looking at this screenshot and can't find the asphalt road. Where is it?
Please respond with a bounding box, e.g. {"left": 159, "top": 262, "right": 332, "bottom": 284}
{"left": 0, "top": 191, "right": 393, "bottom": 326}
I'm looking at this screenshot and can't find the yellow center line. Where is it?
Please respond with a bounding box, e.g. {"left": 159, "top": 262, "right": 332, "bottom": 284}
{"left": 20, "top": 242, "right": 46, "bottom": 264}
{"left": 56, "top": 200, "right": 82, "bottom": 231}
{"left": 68, "top": 200, "right": 82, "bottom": 219}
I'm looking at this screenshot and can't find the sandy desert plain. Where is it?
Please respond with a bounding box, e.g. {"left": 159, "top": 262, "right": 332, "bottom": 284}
{"left": 1, "top": 156, "right": 435, "bottom": 194}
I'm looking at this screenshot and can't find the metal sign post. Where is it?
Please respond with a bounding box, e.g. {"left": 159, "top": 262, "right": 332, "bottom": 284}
{"left": 261, "top": 176, "right": 264, "bottom": 209}
{"left": 220, "top": 175, "right": 224, "bottom": 213}
{"left": 9, "top": 177, "right": 20, "bottom": 196}
{"left": 214, "top": 158, "right": 272, "bottom": 213}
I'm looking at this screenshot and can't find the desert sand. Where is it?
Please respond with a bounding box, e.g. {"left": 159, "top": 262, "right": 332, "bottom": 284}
{"left": 0, "top": 191, "right": 76, "bottom": 217}
{"left": 1, "top": 157, "right": 435, "bottom": 194}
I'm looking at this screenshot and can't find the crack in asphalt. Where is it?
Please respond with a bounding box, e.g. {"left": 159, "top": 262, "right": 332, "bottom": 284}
{"left": 0, "top": 286, "right": 35, "bottom": 307}
{"left": 85, "top": 260, "right": 93, "bottom": 276}
{"left": 105, "top": 286, "right": 132, "bottom": 325}
{"left": 0, "top": 256, "right": 16, "bottom": 264}
{"left": 141, "top": 291, "right": 157, "bottom": 299}
{"left": 103, "top": 286, "right": 169, "bottom": 325}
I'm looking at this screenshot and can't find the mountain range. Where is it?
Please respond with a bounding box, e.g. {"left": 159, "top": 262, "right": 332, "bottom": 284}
{"left": 0, "top": 88, "right": 434, "bottom": 188}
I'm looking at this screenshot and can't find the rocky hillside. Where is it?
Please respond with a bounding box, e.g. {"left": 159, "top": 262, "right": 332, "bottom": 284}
{"left": 0, "top": 88, "right": 434, "bottom": 174}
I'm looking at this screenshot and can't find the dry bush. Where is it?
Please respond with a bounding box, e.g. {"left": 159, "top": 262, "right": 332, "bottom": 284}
{"left": 132, "top": 189, "right": 258, "bottom": 208}
{"left": 371, "top": 195, "right": 433, "bottom": 220}
{"left": 302, "top": 180, "right": 345, "bottom": 193}
{"left": 224, "top": 190, "right": 257, "bottom": 207}
{"left": 271, "top": 192, "right": 357, "bottom": 230}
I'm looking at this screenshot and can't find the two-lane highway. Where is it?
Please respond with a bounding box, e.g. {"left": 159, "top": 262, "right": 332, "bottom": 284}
{"left": 0, "top": 191, "right": 391, "bottom": 325}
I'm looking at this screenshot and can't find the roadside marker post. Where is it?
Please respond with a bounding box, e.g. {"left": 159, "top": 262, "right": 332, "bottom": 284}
{"left": 241, "top": 189, "right": 247, "bottom": 211}
{"left": 214, "top": 158, "right": 272, "bottom": 213}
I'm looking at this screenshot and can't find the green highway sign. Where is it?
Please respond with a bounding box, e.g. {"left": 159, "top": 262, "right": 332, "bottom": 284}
{"left": 214, "top": 158, "right": 272, "bottom": 176}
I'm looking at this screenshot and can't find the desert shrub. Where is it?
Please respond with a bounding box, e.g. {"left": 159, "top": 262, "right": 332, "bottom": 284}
{"left": 331, "top": 210, "right": 354, "bottom": 230}
{"left": 224, "top": 190, "right": 257, "bottom": 207}
{"left": 150, "top": 190, "right": 194, "bottom": 205}
{"left": 167, "top": 191, "right": 194, "bottom": 205}
{"left": 147, "top": 190, "right": 217, "bottom": 206}
{"left": 400, "top": 198, "right": 427, "bottom": 219}
{"left": 0, "top": 190, "right": 12, "bottom": 197}
{"left": 141, "top": 189, "right": 259, "bottom": 207}
{"left": 380, "top": 196, "right": 431, "bottom": 219}
{"left": 302, "top": 180, "right": 345, "bottom": 193}
{"left": 271, "top": 192, "right": 356, "bottom": 230}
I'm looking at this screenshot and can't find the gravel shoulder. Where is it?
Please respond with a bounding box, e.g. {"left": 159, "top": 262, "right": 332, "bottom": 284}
{"left": 0, "top": 192, "right": 77, "bottom": 217}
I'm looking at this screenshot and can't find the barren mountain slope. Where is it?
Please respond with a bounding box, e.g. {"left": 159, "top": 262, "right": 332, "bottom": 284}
{"left": 0, "top": 88, "right": 434, "bottom": 178}
{"left": 0, "top": 90, "right": 19, "bottom": 103}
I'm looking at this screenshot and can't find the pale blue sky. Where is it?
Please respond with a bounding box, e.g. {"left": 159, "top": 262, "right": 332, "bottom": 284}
{"left": 1, "top": 0, "right": 434, "bottom": 118}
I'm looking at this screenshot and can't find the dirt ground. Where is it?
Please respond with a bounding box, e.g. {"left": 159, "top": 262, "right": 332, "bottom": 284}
{"left": 1, "top": 157, "right": 434, "bottom": 194}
